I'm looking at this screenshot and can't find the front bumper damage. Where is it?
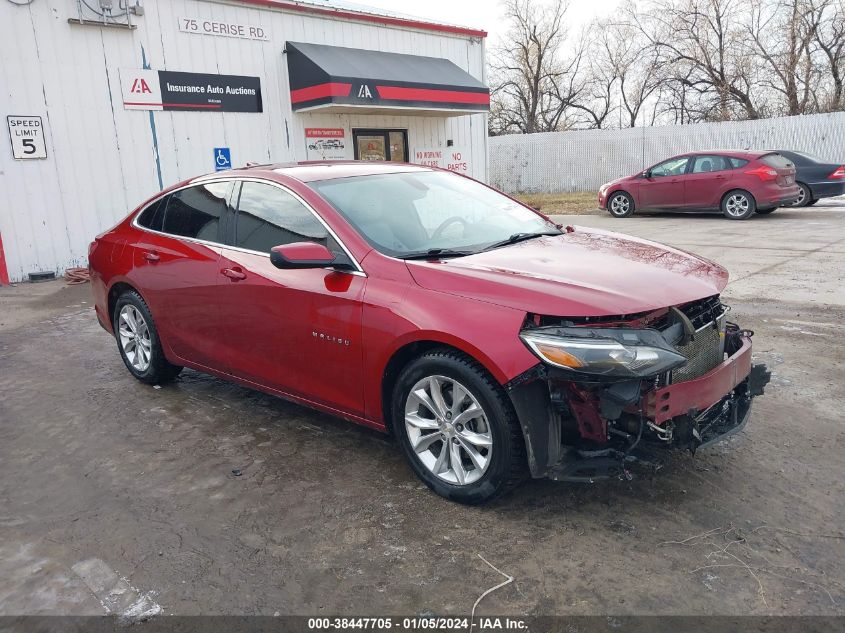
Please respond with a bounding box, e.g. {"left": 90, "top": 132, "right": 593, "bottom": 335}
{"left": 507, "top": 318, "right": 771, "bottom": 482}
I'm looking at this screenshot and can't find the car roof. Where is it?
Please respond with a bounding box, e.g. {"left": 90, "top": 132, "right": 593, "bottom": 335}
{"left": 216, "top": 160, "right": 436, "bottom": 183}
{"left": 683, "top": 149, "right": 773, "bottom": 158}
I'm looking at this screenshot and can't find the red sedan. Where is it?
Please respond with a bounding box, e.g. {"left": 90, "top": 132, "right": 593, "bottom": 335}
{"left": 89, "top": 162, "right": 770, "bottom": 504}
{"left": 599, "top": 150, "right": 800, "bottom": 219}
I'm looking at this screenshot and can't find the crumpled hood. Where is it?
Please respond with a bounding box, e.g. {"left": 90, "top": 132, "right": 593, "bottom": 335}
{"left": 406, "top": 227, "right": 728, "bottom": 317}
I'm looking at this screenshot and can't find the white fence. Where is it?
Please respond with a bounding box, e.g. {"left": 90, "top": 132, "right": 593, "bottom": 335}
{"left": 488, "top": 112, "right": 845, "bottom": 193}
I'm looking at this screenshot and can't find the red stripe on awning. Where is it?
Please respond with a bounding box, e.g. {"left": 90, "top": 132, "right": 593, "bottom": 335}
{"left": 290, "top": 82, "right": 352, "bottom": 104}
{"left": 375, "top": 86, "right": 490, "bottom": 105}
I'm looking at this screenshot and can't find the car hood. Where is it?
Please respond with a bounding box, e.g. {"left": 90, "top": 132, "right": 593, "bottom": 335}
{"left": 406, "top": 228, "right": 728, "bottom": 317}
{"left": 601, "top": 173, "right": 637, "bottom": 189}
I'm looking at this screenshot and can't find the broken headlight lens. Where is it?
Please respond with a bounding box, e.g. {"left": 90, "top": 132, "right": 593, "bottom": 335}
{"left": 519, "top": 327, "right": 687, "bottom": 378}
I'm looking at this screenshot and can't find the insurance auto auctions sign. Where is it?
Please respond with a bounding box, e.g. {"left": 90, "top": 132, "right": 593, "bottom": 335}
{"left": 120, "top": 69, "right": 262, "bottom": 112}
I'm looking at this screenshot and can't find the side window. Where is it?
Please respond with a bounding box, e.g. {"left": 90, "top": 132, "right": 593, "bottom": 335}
{"left": 729, "top": 158, "right": 749, "bottom": 169}
{"left": 162, "top": 181, "right": 232, "bottom": 241}
{"left": 235, "top": 182, "right": 328, "bottom": 253}
{"left": 761, "top": 153, "right": 794, "bottom": 169}
{"left": 650, "top": 157, "right": 689, "bottom": 177}
{"left": 692, "top": 155, "right": 731, "bottom": 173}
{"left": 136, "top": 196, "right": 168, "bottom": 232}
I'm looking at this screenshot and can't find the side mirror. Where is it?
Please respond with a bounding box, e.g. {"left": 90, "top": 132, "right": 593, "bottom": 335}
{"left": 641, "top": 169, "right": 650, "bottom": 178}
{"left": 270, "top": 242, "right": 336, "bottom": 269}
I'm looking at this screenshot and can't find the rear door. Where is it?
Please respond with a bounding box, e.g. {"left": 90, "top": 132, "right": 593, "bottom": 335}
{"left": 639, "top": 156, "right": 690, "bottom": 209}
{"left": 132, "top": 180, "right": 235, "bottom": 370}
{"left": 685, "top": 155, "right": 735, "bottom": 209}
{"left": 215, "top": 180, "right": 367, "bottom": 415}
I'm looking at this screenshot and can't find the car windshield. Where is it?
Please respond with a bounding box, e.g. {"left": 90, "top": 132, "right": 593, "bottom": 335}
{"left": 310, "top": 170, "right": 560, "bottom": 258}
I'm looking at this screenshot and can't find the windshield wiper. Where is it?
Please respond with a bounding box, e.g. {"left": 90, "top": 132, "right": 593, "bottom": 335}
{"left": 483, "top": 231, "right": 563, "bottom": 251}
{"left": 400, "top": 248, "right": 475, "bottom": 260}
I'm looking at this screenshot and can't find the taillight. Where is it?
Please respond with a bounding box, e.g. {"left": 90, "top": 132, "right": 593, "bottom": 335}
{"left": 745, "top": 166, "right": 779, "bottom": 182}
{"left": 829, "top": 166, "right": 845, "bottom": 179}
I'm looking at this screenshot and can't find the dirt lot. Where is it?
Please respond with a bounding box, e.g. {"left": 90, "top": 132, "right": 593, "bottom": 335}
{"left": 512, "top": 190, "right": 601, "bottom": 215}
{"left": 1, "top": 201, "right": 844, "bottom": 618}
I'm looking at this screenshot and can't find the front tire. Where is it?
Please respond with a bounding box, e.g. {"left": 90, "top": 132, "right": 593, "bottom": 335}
{"left": 392, "top": 349, "right": 527, "bottom": 505}
{"left": 113, "top": 290, "right": 182, "bottom": 385}
{"left": 607, "top": 191, "right": 635, "bottom": 218}
{"left": 721, "top": 190, "right": 756, "bottom": 220}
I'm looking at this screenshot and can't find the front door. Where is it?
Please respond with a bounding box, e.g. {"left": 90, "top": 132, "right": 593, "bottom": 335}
{"left": 353, "top": 129, "right": 408, "bottom": 162}
{"left": 639, "top": 156, "right": 690, "bottom": 209}
{"left": 215, "top": 180, "right": 367, "bottom": 416}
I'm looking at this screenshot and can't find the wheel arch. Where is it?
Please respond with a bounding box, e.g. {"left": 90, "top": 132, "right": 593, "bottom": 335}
{"left": 379, "top": 337, "right": 507, "bottom": 436}
{"left": 107, "top": 280, "right": 146, "bottom": 326}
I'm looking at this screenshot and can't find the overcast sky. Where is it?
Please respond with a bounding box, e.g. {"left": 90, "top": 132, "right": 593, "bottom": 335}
{"left": 349, "top": 0, "right": 623, "bottom": 44}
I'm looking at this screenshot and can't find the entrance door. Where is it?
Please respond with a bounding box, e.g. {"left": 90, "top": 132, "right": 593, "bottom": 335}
{"left": 353, "top": 129, "right": 408, "bottom": 162}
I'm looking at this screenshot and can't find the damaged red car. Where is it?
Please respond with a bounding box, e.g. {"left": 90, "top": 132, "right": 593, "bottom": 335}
{"left": 89, "top": 162, "right": 770, "bottom": 504}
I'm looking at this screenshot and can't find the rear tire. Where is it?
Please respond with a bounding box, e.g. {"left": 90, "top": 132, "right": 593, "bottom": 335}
{"left": 806, "top": 198, "right": 819, "bottom": 207}
{"left": 791, "top": 183, "right": 812, "bottom": 207}
{"left": 392, "top": 349, "right": 527, "bottom": 505}
{"left": 607, "top": 191, "right": 635, "bottom": 218}
{"left": 721, "top": 190, "right": 756, "bottom": 220}
{"left": 113, "top": 290, "right": 183, "bottom": 385}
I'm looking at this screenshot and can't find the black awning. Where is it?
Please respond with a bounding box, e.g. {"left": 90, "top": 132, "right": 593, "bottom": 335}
{"left": 286, "top": 42, "right": 489, "bottom": 115}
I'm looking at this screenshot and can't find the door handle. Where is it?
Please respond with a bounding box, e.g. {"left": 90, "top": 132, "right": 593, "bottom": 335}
{"left": 221, "top": 267, "right": 246, "bottom": 281}
{"left": 143, "top": 251, "right": 160, "bottom": 263}
{"left": 714, "top": 174, "right": 726, "bottom": 179}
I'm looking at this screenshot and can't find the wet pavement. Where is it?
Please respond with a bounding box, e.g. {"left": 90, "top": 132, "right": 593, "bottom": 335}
{"left": 1, "top": 201, "right": 843, "bottom": 617}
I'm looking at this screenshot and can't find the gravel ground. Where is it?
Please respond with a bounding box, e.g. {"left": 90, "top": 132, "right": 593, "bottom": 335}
{"left": 1, "top": 200, "right": 843, "bottom": 618}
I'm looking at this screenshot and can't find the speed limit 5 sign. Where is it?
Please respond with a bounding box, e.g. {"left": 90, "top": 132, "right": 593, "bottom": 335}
{"left": 7, "top": 115, "right": 47, "bottom": 159}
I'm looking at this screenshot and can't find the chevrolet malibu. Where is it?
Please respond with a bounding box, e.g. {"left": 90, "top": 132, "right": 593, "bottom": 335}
{"left": 89, "top": 162, "right": 770, "bottom": 504}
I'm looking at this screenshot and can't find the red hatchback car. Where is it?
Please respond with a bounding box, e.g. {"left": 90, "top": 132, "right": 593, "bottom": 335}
{"left": 598, "top": 150, "right": 800, "bottom": 220}
{"left": 89, "top": 162, "right": 770, "bottom": 504}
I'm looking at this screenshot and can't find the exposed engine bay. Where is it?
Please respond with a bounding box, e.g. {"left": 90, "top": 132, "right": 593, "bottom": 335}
{"left": 508, "top": 295, "right": 772, "bottom": 481}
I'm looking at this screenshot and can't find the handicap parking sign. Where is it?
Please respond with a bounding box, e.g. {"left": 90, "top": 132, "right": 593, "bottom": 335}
{"left": 214, "top": 147, "right": 231, "bottom": 171}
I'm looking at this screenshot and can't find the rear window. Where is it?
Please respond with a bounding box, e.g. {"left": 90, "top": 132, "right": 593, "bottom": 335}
{"left": 162, "top": 182, "right": 232, "bottom": 242}
{"left": 136, "top": 196, "right": 168, "bottom": 232}
{"left": 760, "top": 154, "right": 794, "bottom": 169}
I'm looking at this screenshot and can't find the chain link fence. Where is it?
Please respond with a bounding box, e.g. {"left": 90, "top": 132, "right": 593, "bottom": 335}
{"left": 489, "top": 112, "right": 845, "bottom": 193}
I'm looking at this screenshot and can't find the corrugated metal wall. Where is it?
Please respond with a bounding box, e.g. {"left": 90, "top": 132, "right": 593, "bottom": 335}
{"left": 489, "top": 112, "right": 845, "bottom": 193}
{"left": 0, "top": 0, "right": 487, "bottom": 282}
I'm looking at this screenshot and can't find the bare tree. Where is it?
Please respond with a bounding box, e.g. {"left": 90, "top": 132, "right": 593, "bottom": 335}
{"left": 628, "top": 0, "right": 762, "bottom": 121}
{"left": 814, "top": 0, "right": 845, "bottom": 110}
{"left": 748, "top": 0, "right": 825, "bottom": 116}
{"left": 488, "top": 0, "right": 584, "bottom": 134}
{"left": 490, "top": 0, "right": 844, "bottom": 133}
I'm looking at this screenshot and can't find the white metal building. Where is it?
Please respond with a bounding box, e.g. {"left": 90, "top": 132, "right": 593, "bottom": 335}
{"left": 0, "top": 0, "right": 489, "bottom": 283}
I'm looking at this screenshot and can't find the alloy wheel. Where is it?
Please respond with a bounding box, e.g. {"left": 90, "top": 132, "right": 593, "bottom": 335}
{"left": 724, "top": 193, "right": 750, "bottom": 217}
{"left": 404, "top": 375, "right": 492, "bottom": 485}
{"left": 795, "top": 186, "right": 806, "bottom": 206}
{"left": 609, "top": 194, "right": 630, "bottom": 216}
{"left": 118, "top": 304, "right": 152, "bottom": 372}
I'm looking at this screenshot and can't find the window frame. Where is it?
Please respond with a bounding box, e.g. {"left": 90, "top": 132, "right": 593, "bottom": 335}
{"left": 131, "top": 177, "right": 365, "bottom": 276}
{"left": 648, "top": 156, "right": 691, "bottom": 178}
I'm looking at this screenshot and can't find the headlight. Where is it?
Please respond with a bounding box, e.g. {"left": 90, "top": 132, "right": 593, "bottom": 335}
{"left": 519, "top": 327, "right": 687, "bottom": 378}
